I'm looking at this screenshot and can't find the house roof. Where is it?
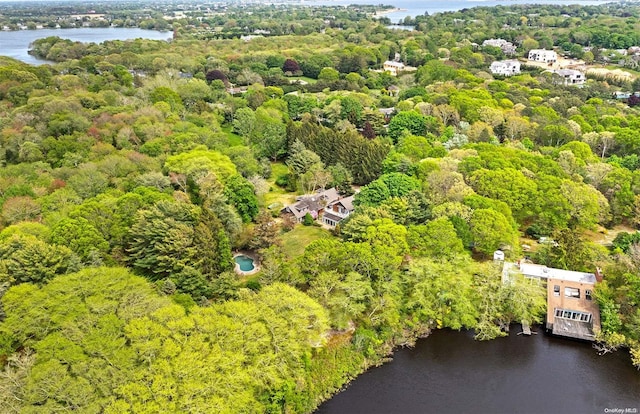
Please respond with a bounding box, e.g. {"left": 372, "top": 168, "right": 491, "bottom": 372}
{"left": 552, "top": 318, "right": 595, "bottom": 340}
{"left": 383, "top": 60, "right": 405, "bottom": 68}
{"left": 491, "top": 60, "right": 520, "bottom": 67}
{"left": 323, "top": 212, "right": 345, "bottom": 223}
{"left": 316, "top": 187, "right": 339, "bottom": 203}
{"left": 283, "top": 188, "right": 340, "bottom": 219}
{"left": 483, "top": 38, "right": 507, "bottom": 45}
{"left": 519, "top": 263, "right": 596, "bottom": 284}
{"left": 333, "top": 195, "right": 355, "bottom": 211}
{"left": 555, "top": 69, "right": 583, "bottom": 76}
{"left": 379, "top": 107, "right": 395, "bottom": 115}
{"left": 529, "top": 49, "right": 557, "bottom": 55}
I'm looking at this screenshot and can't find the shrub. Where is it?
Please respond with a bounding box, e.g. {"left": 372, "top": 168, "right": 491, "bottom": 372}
{"left": 303, "top": 212, "right": 314, "bottom": 226}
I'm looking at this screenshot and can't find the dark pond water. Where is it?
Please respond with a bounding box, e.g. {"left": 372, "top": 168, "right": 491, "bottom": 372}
{"left": 316, "top": 328, "right": 640, "bottom": 414}
{"left": 0, "top": 27, "right": 172, "bottom": 65}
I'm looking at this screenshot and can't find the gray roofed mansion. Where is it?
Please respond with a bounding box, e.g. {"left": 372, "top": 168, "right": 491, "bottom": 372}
{"left": 482, "top": 38, "right": 517, "bottom": 55}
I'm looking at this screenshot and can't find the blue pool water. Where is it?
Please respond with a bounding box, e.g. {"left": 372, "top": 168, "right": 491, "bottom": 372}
{"left": 234, "top": 255, "right": 255, "bottom": 272}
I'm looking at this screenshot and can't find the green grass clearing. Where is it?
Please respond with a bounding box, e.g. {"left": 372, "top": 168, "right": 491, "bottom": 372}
{"left": 287, "top": 76, "right": 318, "bottom": 84}
{"left": 264, "top": 162, "right": 296, "bottom": 208}
{"left": 270, "top": 162, "right": 289, "bottom": 178}
{"left": 280, "top": 225, "right": 332, "bottom": 258}
{"left": 221, "top": 124, "right": 244, "bottom": 146}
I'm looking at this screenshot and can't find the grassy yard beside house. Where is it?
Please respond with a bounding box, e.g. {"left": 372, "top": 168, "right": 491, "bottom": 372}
{"left": 280, "top": 225, "right": 332, "bottom": 258}
{"left": 264, "top": 162, "right": 297, "bottom": 208}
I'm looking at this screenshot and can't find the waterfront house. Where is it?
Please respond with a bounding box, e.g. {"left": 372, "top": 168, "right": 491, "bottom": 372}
{"left": 321, "top": 195, "right": 355, "bottom": 228}
{"left": 502, "top": 261, "right": 601, "bottom": 341}
{"left": 489, "top": 60, "right": 521, "bottom": 76}
{"left": 281, "top": 187, "right": 340, "bottom": 223}
{"left": 528, "top": 49, "right": 557, "bottom": 64}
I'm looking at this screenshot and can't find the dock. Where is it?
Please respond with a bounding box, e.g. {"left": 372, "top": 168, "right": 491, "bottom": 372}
{"left": 519, "top": 323, "right": 532, "bottom": 336}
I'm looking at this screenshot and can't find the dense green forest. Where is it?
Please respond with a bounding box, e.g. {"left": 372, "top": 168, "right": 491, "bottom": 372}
{"left": 1, "top": 2, "right": 640, "bottom": 412}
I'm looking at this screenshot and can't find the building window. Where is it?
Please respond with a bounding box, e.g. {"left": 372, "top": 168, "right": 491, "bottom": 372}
{"left": 556, "top": 308, "right": 591, "bottom": 323}
{"left": 585, "top": 289, "right": 592, "bottom": 301}
{"left": 553, "top": 285, "right": 560, "bottom": 296}
{"left": 564, "top": 287, "right": 580, "bottom": 298}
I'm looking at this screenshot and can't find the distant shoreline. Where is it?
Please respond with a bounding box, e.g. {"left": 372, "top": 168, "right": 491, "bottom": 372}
{"left": 374, "top": 7, "right": 407, "bottom": 17}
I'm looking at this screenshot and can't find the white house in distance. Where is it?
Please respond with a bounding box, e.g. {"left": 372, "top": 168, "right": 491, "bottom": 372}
{"left": 482, "top": 38, "right": 517, "bottom": 55}
{"left": 383, "top": 60, "right": 405, "bottom": 76}
{"left": 552, "top": 69, "right": 586, "bottom": 86}
{"left": 528, "top": 49, "right": 558, "bottom": 64}
{"left": 490, "top": 60, "right": 521, "bottom": 76}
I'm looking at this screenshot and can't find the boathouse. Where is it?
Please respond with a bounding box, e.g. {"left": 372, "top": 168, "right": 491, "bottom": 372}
{"left": 502, "top": 261, "right": 601, "bottom": 341}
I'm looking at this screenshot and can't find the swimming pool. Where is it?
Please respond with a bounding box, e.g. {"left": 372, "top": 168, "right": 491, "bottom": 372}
{"left": 234, "top": 254, "right": 255, "bottom": 272}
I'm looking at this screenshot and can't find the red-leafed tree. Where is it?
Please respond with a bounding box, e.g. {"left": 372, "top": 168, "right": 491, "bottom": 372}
{"left": 362, "top": 121, "right": 377, "bottom": 139}
{"left": 282, "top": 58, "right": 301, "bottom": 75}
{"left": 206, "top": 69, "right": 229, "bottom": 86}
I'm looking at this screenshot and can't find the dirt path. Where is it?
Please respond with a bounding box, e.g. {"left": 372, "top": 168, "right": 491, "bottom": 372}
{"left": 586, "top": 224, "right": 637, "bottom": 246}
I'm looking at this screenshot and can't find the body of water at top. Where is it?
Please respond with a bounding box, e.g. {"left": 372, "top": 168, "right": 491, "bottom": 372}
{"left": 305, "top": 0, "right": 622, "bottom": 23}
{"left": 316, "top": 328, "right": 640, "bottom": 414}
{"left": 0, "top": 1, "right": 622, "bottom": 65}
{"left": 0, "top": 27, "right": 172, "bottom": 65}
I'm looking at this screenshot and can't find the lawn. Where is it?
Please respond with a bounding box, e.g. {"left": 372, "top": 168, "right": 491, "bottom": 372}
{"left": 280, "top": 225, "right": 332, "bottom": 258}
{"left": 287, "top": 76, "right": 318, "bottom": 84}
{"left": 584, "top": 223, "right": 637, "bottom": 247}
{"left": 263, "top": 162, "right": 296, "bottom": 208}
{"left": 218, "top": 137, "right": 297, "bottom": 208}
{"left": 221, "top": 124, "right": 244, "bottom": 146}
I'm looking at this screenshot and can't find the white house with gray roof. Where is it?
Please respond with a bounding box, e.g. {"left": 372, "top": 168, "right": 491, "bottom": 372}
{"left": 490, "top": 60, "right": 521, "bottom": 76}
{"left": 552, "top": 69, "right": 585, "bottom": 86}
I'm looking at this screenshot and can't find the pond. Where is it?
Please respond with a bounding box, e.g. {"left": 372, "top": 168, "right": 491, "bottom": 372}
{"left": 316, "top": 328, "right": 640, "bottom": 414}
{"left": 307, "top": 0, "right": 622, "bottom": 23}
{"left": 0, "top": 27, "right": 173, "bottom": 65}
{"left": 234, "top": 254, "right": 256, "bottom": 273}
